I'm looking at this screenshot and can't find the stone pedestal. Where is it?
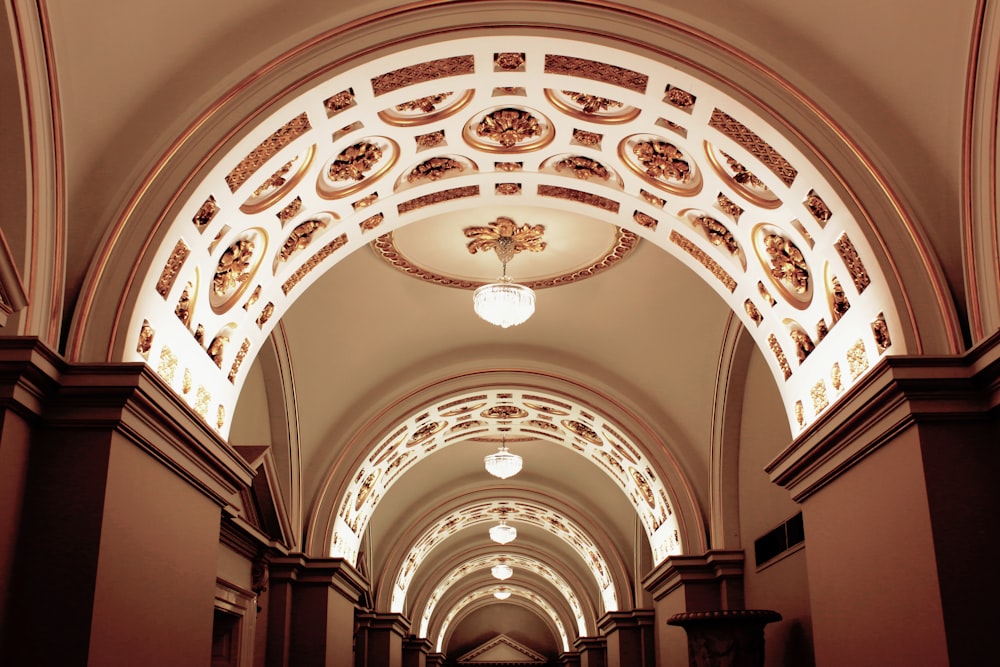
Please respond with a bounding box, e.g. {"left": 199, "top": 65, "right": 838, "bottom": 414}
{"left": 667, "top": 610, "right": 781, "bottom": 667}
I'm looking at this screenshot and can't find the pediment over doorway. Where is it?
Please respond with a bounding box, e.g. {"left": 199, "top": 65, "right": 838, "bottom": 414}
{"left": 456, "top": 633, "right": 547, "bottom": 665}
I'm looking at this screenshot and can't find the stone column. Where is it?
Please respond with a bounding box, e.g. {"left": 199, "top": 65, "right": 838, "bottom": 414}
{"left": 766, "top": 341, "right": 1000, "bottom": 667}
{"left": 557, "top": 651, "right": 581, "bottom": 667}
{"left": 574, "top": 636, "right": 606, "bottom": 667}
{"left": 402, "top": 635, "right": 432, "bottom": 667}
{"left": 598, "top": 610, "right": 655, "bottom": 667}
{"left": 425, "top": 653, "right": 446, "bottom": 667}
{"left": 356, "top": 612, "right": 409, "bottom": 667}
{"left": 267, "top": 556, "right": 369, "bottom": 667}
{"left": 667, "top": 609, "right": 781, "bottom": 667}
{"left": 642, "top": 550, "right": 745, "bottom": 667}
{"left": 0, "top": 339, "right": 256, "bottom": 667}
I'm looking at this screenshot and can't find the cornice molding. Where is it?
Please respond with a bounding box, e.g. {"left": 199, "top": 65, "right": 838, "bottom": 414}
{"left": 641, "top": 549, "right": 745, "bottom": 602}
{"left": 268, "top": 554, "right": 370, "bottom": 603}
{"left": 767, "top": 330, "right": 1000, "bottom": 501}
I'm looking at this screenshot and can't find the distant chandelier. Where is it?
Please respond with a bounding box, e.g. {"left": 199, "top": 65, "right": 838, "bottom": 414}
{"left": 484, "top": 436, "right": 522, "bottom": 479}
{"left": 472, "top": 235, "right": 535, "bottom": 328}
{"left": 489, "top": 517, "right": 517, "bottom": 544}
{"left": 491, "top": 561, "right": 513, "bottom": 580}
{"left": 493, "top": 587, "right": 511, "bottom": 600}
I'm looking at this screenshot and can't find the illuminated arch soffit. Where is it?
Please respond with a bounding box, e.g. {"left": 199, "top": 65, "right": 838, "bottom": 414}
{"left": 390, "top": 499, "right": 619, "bottom": 616}
{"left": 332, "top": 388, "right": 682, "bottom": 570}
{"left": 126, "top": 33, "right": 903, "bottom": 438}
{"left": 437, "top": 585, "right": 571, "bottom": 653}
{"left": 418, "top": 554, "right": 589, "bottom": 638}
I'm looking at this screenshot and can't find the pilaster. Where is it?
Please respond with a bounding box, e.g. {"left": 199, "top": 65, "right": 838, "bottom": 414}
{"left": 402, "top": 635, "right": 432, "bottom": 667}
{"left": 573, "top": 636, "right": 606, "bottom": 667}
{"left": 598, "top": 610, "right": 655, "bottom": 667}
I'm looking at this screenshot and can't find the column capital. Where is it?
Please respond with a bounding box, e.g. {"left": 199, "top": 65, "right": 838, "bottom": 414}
{"left": 357, "top": 611, "right": 411, "bottom": 636}
{"left": 642, "top": 550, "right": 744, "bottom": 602}
{"left": 269, "top": 555, "right": 369, "bottom": 603}
{"left": 597, "top": 609, "right": 655, "bottom": 634}
{"left": 767, "top": 334, "right": 1000, "bottom": 501}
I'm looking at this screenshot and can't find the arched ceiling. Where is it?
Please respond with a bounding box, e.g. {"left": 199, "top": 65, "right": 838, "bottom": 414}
{"left": 5, "top": 0, "right": 987, "bottom": 660}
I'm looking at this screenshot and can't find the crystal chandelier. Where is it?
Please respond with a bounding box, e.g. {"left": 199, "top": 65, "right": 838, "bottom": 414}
{"left": 493, "top": 587, "right": 511, "bottom": 600}
{"left": 489, "top": 517, "right": 517, "bottom": 544}
{"left": 473, "top": 235, "right": 535, "bottom": 328}
{"left": 484, "top": 435, "right": 522, "bottom": 479}
{"left": 491, "top": 560, "right": 513, "bottom": 580}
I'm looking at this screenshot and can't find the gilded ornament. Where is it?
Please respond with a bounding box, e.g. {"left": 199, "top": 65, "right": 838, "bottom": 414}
{"left": 277, "top": 219, "right": 328, "bottom": 264}
{"left": 371, "top": 56, "right": 474, "bottom": 96}
{"left": 397, "top": 93, "right": 452, "bottom": 114}
{"left": 213, "top": 239, "right": 255, "bottom": 297}
{"left": 208, "top": 226, "right": 228, "bottom": 255}
{"left": 834, "top": 233, "right": 871, "bottom": 294}
{"left": 175, "top": 282, "right": 193, "bottom": 326}
{"left": 872, "top": 313, "right": 891, "bottom": 353}
{"left": 816, "top": 318, "right": 829, "bottom": 342}
{"left": 768, "top": 333, "right": 792, "bottom": 380}
{"left": 633, "top": 211, "right": 657, "bottom": 230}
{"left": 694, "top": 216, "right": 739, "bottom": 254}
{"left": 554, "top": 156, "right": 610, "bottom": 181}
{"left": 722, "top": 151, "right": 768, "bottom": 190}
{"left": 545, "top": 55, "right": 648, "bottom": 93}
{"left": 252, "top": 160, "right": 294, "bottom": 198}
{"left": 629, "top": 468, "right": 656, "bottom": 508}
{"left": 137, "top": 320, "right": 154, "bottom": 359}
{"left": 496, "top": 183, "right": 521, "bottom": 195}
{"left": 225, "top": 112, "right": 310, "bottom": 193}
{"left": 183, "top": 368, "right": 192, "bottom": 395}
{"left": 811, "top": 380, "right": 829, "bottom": 415}
{"left": 831, "top": 362, "right": 842, "bottom": 392}
{"left": 407, "top": 420, "right": 446, "bottom": 445}
{"left": 494, "top": 52, "right": 525, "bottom": 71}
{"left": 561, "top": 419, "right": 602, "bottom": 444}
{"left": 496, "top": 162, "right": 522, "bottom": 172}
{"left": 758, "top": 281, "right": 776, "bottom": 306}
{"left": 744, "top": 299, "right": 763, "bottom": 325}
{"left": 640, "top": 190, "right": 665, "bottom": 208}
{"left": 281, "top": 234, "right": 348, "bottom": 295}
{"left": 805, "top": 189, "right": 832, "bottom": 225}
{"left": 709, "top": 109, "right": 797, "bottom": 186}
{"left": 156, "top": 240, "right": 189, "bottom": 298}
{"left": 217, "top": 405, "right": 226, "bottom": 430}
{"left": 481, "top": 405, "right": 529, "bottom": 419}
{"left": 228, "top": 339, "right": 251, "bottom": 383}
{"left": 407, "top": 156, "right": 465, "bottom": 183}
{"left": 277, "top": 197, "right": 302, "bottom": 225}
{"left": 359, "top": 213, "right": 384, "bottom": 231}
{"left": 242, "top": 285, "right": 260, "bottom": 310}
{"left": 847, "top": 340, "right": 868, "bottom": 379}
{"left": 193, "top": 196, "right": 218, "bottom": 231}
{"left": 789, "top": 326, "right": 815, "bottom": 363}
{"left": 208, "top": 334, "right": 228, "bottom": 368}
{"left": 537, "top": 185, "right": 620, "bottom": 212}
{"left": 194, "top": 323, "right": 205, "bottom": 345}
{"left": 195, "top": 386, "right": 211, "bottom": 419}
{"left": 761, "top": 232, "right": 810, "bottom": 295}
{"left": 354, "top": 470, "right": 380, "bottom": 511}
{"left": 670, "top": 231, "right": 737, "bottom": 292}
{"left": 256, "top": 302, "right": 274, "bottom": 328}
{"left": 573, "top": 129, "right": 602, "bottom": 146}
{"left": 563, "top": 91, "right": 623, "bottom": 115}
{"left": 716, "top": 193, "right": 743, "bottom": 221}
{"left": 157, "top": 345, "right": 178, "bottom": 385}
{"left": 633, "top": 140, "right": 691, "bottom": 183}
{"left": 464, "top": 216, "right": 546, "bottom": 257}
{"left": 328, "top": 142, "right": 383, "bottom": 182}
{"left": 398, "top": 185, "right": 479, "bottom": 214}
{"left": 323, "top": 88, "right": 355, "bottom": 115}
{"left": 476, "top": 108, "right": 543, "bottom": 148}
{"left": 795, "top": 401, "right": 805, "bottom": 428}
{"left": 353, "top": 193, "right": 378, "bottom": 210}
{"left": 415, "top": 131, "right": 445, "bottom": 149}
{"left": 664, "top": 85, "right": 696, "bottom": 109}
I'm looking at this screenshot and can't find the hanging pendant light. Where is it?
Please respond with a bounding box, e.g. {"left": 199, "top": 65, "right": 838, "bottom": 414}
{"left": 473, "top": 235, "right": 535, "bottom": 328}
{"left": 484, "top": 435, "right": 522, "bottom": 479}
{"left": 491, "top": 559, "right": 513, "bottom": 580}
{"left": 489, "top": 517, "right": 517, "bottom": 544}
{"left": 493, "top": 587, "right": 511, "bottom": 600}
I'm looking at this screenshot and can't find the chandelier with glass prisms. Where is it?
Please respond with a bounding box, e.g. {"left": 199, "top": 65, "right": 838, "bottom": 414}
{"left": 493, "top": 587, "right": 511, "bottom": 600}
{"left": 469, "top": 220, "right": 540, "bottom": 328}
{"left": 491, "top": 560, "right": 513, "bottom": 580}
{"left": 484, "top": 435, "right": 522, "bottom": 479}
{"left": 489, "top": 516, "right": 517, "bottom": 544}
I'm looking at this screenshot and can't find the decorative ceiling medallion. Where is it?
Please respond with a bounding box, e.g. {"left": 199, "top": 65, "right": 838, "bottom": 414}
{"left": 317, "top": 137, "right": 399, "bottom": 199}
{"left": 540, "top": 154, "right": 624, "bottom": 188}
{"left": 395, "top": 154, "right": 478, "bottom": 191}
{"left": 482, "top": 405, "right": 529, "bottom": 420}
{"left": 561, "top": 419, "right": 603, "bottom": 444}
{"left": 542, "top": 89, "right": 641, "bottom": 124}
{"left": 679, "top": 208, "right": 746, "bottom": 271}
{"left": 618, "top": 134, "right": 703, "bottom": 196}
{"left": 210, "top": 228, "right": 267, "bottom": 314}
{"left": 752, "top": 224, "right": 812, "bottom": 308}
{"left": 703, "top": 142, "right": 781, "bottom": 209}
{"left": 463, "top": 106, "right": 555, "bottom": 153}
{"left": 465, "top": 216, "right": 546, "bottom": 256}
{"left": 377, "top": 89, "right": 475, "bottom": 126}
{"left": 272, "top": 213, "right": 334, "bottom": 273}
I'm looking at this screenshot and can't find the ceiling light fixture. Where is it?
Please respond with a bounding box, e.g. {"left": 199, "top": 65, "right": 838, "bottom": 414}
{"left": 491, "top": 560, "right": 513, "bottom": 580}
{"left": 493, "top": 587, "right": 511, "bottom": 600}
{"left": 473, "top": 235, "right": 535, "bottom": 328}
{"left": 489, "top": 517, "right": 517, "bottom": 544}
{"left": 484, "top": 435, "right": 523, "bottom": 479}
